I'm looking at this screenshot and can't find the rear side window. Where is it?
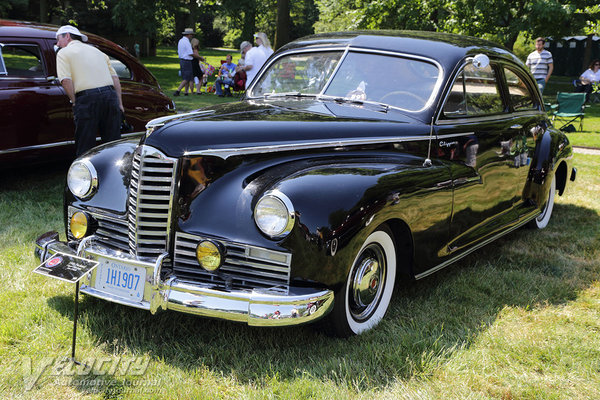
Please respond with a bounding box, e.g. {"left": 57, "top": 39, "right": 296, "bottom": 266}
{"left": 109, "top": 56, "right": 132, "bottom": 80}
{"left": 504, "top": 67, "right": 535, "bottom": 111}
{"left": 0, "top": 44, "right": 44, "bottom": 77}
{"left": 443, "top": 63, "right": 503, "bottom": 117}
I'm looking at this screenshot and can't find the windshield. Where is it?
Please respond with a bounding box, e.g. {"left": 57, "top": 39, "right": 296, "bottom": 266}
{"left": 248, "top": 50, "right": 440, "bottom": 112}
{"left": 251, "top": 51, "right": 343, "bottom": 96}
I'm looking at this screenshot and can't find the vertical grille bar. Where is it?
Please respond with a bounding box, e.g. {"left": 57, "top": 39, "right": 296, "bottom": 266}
{"left": 128, "top": 146, "right": 177, "bottom": 258}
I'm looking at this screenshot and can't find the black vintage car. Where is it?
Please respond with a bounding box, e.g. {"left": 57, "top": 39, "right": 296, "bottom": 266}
{"left": 35, "top": 31, "right": 576, "bottom": 337}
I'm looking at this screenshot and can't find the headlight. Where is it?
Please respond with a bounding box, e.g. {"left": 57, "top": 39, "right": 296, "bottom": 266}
{"left": 67, "top": 159, "right": 98, "bottom": 199}
{"left": 254, "top": 190, "right": 295, "bottom": 238}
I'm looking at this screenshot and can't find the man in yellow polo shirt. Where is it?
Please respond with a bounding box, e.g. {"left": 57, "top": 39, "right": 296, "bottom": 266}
{"left": 56, "top": 25, "right": 124, "bottom": 156}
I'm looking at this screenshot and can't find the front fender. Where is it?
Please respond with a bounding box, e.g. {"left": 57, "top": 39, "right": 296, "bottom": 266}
{"left": 64, "top": 139, "right": 139, "bottom": 221}
{"left": 272, "top": 154, "right": 452, "bottom": 287}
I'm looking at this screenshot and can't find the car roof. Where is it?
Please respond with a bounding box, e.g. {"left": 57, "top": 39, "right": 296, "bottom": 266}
{"left": 0, "top": 19, "right": 111, "bottom": 48}
{"left": 279, "top": 30, "right": 521, "bottom": 67}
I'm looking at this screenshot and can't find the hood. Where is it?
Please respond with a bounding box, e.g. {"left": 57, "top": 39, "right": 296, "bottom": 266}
{"left": 144, "top": 99, "right": 428, "bottom": 158}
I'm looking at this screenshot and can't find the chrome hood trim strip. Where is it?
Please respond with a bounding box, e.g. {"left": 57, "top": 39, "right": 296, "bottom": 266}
{"left": 184, "top": 135, "right": 430, "bottom": 159}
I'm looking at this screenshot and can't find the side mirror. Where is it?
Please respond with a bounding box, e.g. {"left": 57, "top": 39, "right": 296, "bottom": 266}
{"left": 471, "top": 54, "right": 490, "bottom": 69}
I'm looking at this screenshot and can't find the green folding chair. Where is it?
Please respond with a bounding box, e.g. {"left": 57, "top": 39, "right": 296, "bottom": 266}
{"left": 549, "top": 92, "right": 586, "bottom": 132}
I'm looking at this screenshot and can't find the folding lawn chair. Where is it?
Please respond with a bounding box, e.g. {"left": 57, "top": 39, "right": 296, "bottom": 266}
{"left": 548, "top": 92, "right": 587, "bottom": 132}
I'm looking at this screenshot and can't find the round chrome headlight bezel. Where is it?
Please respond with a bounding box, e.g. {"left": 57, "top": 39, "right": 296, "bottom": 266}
{"left": 254, "top": 190, "right": 295, "bottom": 239}
{"left": 67, "top": 159, "right": 98, "bottom": 199}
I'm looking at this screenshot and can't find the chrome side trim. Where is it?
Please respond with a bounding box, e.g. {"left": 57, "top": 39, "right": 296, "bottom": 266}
{"left": 0, "top": 131, "right": 143, "bottom": 155}
{"left": 436, "top": 132, "right": 476, "bottom": 139}
{"left": 414, "top": 213, "right": 538, "bottom": 280}
{"left": 184, "top": 135, "right": 430, "bottom": 159}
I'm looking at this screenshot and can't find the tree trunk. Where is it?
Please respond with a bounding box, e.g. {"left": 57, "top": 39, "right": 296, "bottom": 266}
{"left": 582, "top": 34, "right": 593, "bottom": 72}
{"left": 241, "top": 0, "right": 256, "bottom": 45}
{"left": 274, "top": 0, "right": 291, "bottom": 49}
{"left": 40, "top": 0, "right": 48, "bottom": 23}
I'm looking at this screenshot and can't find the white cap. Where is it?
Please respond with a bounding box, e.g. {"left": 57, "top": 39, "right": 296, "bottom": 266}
{"left": 56, "top": 25, "right": 88, "bottom": 42}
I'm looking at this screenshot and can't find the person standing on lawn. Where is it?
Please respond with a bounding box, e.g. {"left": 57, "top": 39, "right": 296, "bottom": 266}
{"left": 526, "top": 37, "right": 553, "bottom": 94}
{"left": 174, "top": 28, "right": 201, "bottom": 96}
{"left": 55, "top": 25, "right": 124, "bottom": 156}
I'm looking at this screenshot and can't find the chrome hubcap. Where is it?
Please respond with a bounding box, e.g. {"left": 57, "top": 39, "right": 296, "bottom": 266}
{"left": 349, "top": 243, "right": 386, "bottom": 321}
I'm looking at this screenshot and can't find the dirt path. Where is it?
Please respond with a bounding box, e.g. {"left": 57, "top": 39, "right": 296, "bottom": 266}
{"left": 573, "top": 147, "right": 600, "bottom": 155}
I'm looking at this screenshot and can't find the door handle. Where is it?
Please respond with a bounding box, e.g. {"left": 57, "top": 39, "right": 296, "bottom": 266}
{"left": 510, "top": 124, "right": 523, "bottom": 129}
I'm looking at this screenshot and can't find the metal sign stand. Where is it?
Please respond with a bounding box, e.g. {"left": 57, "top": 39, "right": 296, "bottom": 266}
{"left": 33, "top": 251, "right": 98, "bottom": 366}
{"left": 70, "top": 281, "right": 81, "bottom": 364}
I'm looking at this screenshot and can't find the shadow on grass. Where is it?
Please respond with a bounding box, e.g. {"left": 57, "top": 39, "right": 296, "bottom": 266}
{"left": 47, "top": 202, "right": 600, "bottom": 391}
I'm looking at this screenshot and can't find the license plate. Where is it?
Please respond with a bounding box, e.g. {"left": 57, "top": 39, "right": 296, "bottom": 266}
{"left": 94, "top": 257, "right": 146, "bottom": 300}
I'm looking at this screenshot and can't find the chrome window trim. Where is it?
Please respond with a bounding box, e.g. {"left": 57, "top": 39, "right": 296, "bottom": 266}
{"left": 0, "top": 43, "right": 6, "bottom": 75}
{"left": 246, "top": 46, "right": 444, "bottom": 114}
{"left": 184, "top": 135, "right": 431, "bottom": 159}
{"left": 0, "top": 131, "right": 143, "bottom": 155}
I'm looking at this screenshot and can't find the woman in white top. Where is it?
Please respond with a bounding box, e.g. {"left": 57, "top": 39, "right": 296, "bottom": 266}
{"left": 254, "top": 32, "right": 274, "bottom": 58}
{"left": 576, "top": 59, "right": 600, "bottom": 101}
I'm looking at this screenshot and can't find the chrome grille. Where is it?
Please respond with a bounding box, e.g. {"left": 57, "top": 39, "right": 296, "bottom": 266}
{"left": 128, "top": 146, "right": 177, "bottom": 258}
{"left": 173, "top": 232, "right": 292, "bottom": 292}
{"left": 68, "top": 206, "right": 129, "bottom": 252}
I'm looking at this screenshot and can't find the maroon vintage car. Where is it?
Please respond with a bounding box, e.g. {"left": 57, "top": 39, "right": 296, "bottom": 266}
{"left": 0, "top": 20, "right": 175, "bottom": 166}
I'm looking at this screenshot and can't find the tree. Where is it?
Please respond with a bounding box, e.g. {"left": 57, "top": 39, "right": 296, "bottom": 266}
{"left": 274, "top": 0, "right": 290, "bottom": 49}
{"left": 314, "top": 0, "right": 598, "bottom": 51}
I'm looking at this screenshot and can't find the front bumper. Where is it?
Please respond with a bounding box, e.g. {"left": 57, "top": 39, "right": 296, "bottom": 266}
{"left": 35, "top": 232, "right": 334, "bottom": 327}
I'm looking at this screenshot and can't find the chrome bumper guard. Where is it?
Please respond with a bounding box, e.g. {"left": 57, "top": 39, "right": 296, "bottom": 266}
{"left": 35, "top": 232, "right": 334, "bottom": 327}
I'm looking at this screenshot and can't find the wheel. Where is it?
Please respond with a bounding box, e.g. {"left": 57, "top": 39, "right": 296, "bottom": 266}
{"left": 379, "top": 90, "right": 426, "bottom": 108}
{"left": 529, "top": 174, "right": 556, "bottom": 229}
{"left": 329, "top": 225, "right": 396, "bottom": 337}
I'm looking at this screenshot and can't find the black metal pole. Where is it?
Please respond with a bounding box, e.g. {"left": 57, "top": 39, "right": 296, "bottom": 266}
{"left": 71, "top": 281, "right": 79, "bottom": 361}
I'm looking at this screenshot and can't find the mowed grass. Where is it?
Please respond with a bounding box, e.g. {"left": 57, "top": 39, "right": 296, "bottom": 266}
{"left": 544, "top": 77, "right": 600, "bottom": 148}
{"left": 1, "top": 157, "right": 599, "bottom": 398}
{"left": 141, "top": 47, "right": 244, "bottom": 113}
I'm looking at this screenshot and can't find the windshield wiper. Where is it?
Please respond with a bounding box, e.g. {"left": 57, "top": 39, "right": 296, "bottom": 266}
{"left": 319, "top": 95, "right": 389, "bottom": 113}
{"left": 263, "top": 92, "right": 316, "bottom": 99}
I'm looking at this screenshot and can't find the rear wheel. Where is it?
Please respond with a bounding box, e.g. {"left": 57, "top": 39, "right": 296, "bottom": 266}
{"left": 529, "top": 174, "right": 556, "bottom": 229}
{"left": 329, "top": 226, "right": 396, "bottom": 337}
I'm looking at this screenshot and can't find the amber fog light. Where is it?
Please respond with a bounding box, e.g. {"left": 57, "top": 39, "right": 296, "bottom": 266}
{"left": 70, "top": 212, "right": 89, "bottom": 239}
{"left": 196, "top": 240, "right": 225, "bottom": 271}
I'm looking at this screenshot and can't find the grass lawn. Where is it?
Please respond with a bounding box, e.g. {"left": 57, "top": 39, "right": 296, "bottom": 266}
{"left": 1, "top": 154, "right": 598, "bottom": 399}
{"left": 544, "top": 76, "right": 600, "bottom": 148}
{"left": 141, "top": 47, "right": 244, "bottom": 113}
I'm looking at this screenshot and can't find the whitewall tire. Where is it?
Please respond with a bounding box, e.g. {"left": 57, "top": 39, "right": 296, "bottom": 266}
{"left": 530, "top": 174, "right": 556, "bottom": 229}
{"left": 330, "top": 226, "right": 396, "bottom": 337}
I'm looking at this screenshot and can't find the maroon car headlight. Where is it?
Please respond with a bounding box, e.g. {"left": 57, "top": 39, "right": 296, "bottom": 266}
{"left": 67, "top": 159, "right": 98, "bottom": 199}
{"left": 254, "top": 190, "right": 295, "bottom": 239}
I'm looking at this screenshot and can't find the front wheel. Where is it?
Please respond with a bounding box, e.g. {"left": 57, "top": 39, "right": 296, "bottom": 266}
{"left": 529, "top": 174, "right": 556, "bottom": 229}
{"left": 329, "top": 226, "right": 396, "bottom": 337}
